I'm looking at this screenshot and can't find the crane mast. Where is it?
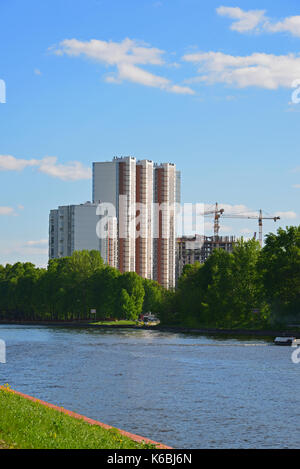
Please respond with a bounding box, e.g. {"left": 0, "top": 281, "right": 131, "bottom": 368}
{"left": 203, "top": 203, "right": 224, "bottom": 238}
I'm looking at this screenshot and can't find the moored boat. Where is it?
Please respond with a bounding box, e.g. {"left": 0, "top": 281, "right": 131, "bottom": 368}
{"left": 274, "top": 337, "right": 300, "bottom": 346}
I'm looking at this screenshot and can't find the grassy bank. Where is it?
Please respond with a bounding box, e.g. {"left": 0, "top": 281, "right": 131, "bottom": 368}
{"left": 90, "top": 320, "right": 139, "bottom": 326}
{"left": 0, "top": 387, "right": 155, "bottom": 449}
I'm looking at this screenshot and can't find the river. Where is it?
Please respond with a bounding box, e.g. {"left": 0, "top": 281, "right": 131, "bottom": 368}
{"left": 0, "top": 325, "right": 299, "bottom": 448}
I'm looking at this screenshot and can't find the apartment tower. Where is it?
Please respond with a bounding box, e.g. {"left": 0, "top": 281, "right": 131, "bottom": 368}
{"left": 135, "top": 159, "right": 153, "bottom": 279}
{"left": 49, "top": 157, "right": 180, "bottom": 288}
{"left": 93, "top": 156, "right": 136, "bottom": 273}
{"left": 153, "top": 163, "right": 177, "bottom": 289}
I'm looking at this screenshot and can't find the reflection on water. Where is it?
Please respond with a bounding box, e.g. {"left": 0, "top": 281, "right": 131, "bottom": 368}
{"left": 0, "top": 325, "right": 299, "bottom": 448}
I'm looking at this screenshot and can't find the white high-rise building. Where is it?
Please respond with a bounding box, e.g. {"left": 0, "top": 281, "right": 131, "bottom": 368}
{"left": 136, "top": 159, "right": 153, "bottom": 279}
{"left": 153, "top": 163, "right": 177, "bottom": 289}
{"left": 50, "top": 157, "right": 180, "bottom": 289}
{"left": 93, "top": 156, "right": 136, "bottom": 273}
{"left": 49, "top": 201, "right": 118, "bottom": 267}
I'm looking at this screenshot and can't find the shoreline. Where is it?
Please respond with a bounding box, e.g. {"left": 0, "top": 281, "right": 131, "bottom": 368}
{"left": 0, "top": 387, "right": 171, "bottom": 449}
{"left": 0, "top": 320, "right": 299, "bottom": 337}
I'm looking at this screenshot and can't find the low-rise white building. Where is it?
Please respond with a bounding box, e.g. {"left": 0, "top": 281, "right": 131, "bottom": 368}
{"left": 49, "top": 202, "right": 100, "bottom": 259}
{"left": 49, "top": 202, "right": 117, "bottom": 266}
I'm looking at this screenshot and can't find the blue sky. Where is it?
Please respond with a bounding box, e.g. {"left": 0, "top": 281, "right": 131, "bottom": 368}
{"left": 0, "top": 0, "right": 299, "bottom": 266}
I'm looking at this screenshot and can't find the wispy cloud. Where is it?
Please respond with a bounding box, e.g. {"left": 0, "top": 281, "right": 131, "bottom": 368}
{"left": 0, "top": 206, "right": 16, "bottom": 216}
{"left": 204, "top": 221, "right": 232, "bottom": 233}
{"left": 217, "top": 204, "right": 297, "bottom": 220}
{"left": 291, "top": 168, "right": 300, "bottom": 188}
{"left": 0, "top": 155, "right": 39, "bottom": 171}
{"left": 217, "top": 6, "right": 266, "bottom": 33}
{"left": 0, "top": 240, "right": 48, "bottom": 261}
{"left": 275, "top": 211, "right": 297, "bottom": 219}
{"left": 0, "top": 154, "right": 91, "bottom": 181}
{"left": 266, "top": 16, "right": 300, "bottom": 38}
{"left": 183, "top": 51, "right": 300, "bottom": 89}
{"left": 38, "top": 157, "right": 91, "bottom": 181}
{"left": 23, "top": 239, "right": 48, "bottom": 247}
{"left": 217, "top": 6, "right": 300, "bottom": 38}
{"left": 240, "top": 227, "right": 253, "bottom": 235}
{"left": 52, "top": 38, "right": 195, "bottom": 95}
{"left": 204, "top": 203, "right": 260, "bottom": 217}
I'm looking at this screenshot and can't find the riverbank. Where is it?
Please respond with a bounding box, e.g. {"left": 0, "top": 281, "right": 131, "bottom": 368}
{"left": 156, "top": 325, "right": 300, "bottom": 337}
{"left": 0, "top": 386, "right": 170, "bottom": 449}
{"left": 0, "top": 320, "right": 299, "bottom": 337}
{"left": 1, "top": 325, "right": 299, "bottom": 448}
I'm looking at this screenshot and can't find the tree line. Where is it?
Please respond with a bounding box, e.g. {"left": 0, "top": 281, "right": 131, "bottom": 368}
{"left": 0, "top": 250, "right": 164, "bottom": 322}
{"left": 160, "top": 226, "right": 300, "bottom": 328}
{"left": 0, "top": 226, "right": 299, "bottom": 328}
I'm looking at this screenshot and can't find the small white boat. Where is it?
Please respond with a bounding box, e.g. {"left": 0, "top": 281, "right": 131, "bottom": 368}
{"left": 274, "top": 337, "right": 300, "bottom": 346}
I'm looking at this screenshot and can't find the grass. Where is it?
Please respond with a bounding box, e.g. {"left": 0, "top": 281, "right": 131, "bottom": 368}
{"left": 90, "top": 320, "right": 159, "bottom": 327}
{"left": 0, "top": 388, "right": 156, "bottom": 449}
{"left": 90, "top": 320, "right": 139, "bottom": 326}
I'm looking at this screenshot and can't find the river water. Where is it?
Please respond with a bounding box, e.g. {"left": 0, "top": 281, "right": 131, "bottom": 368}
{"left": 0, "top": 325, "right": 299, "bottom": 448}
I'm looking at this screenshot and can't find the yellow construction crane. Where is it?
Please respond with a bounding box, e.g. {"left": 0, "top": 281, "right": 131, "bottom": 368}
{"left": 221, "top": 209, "right": 280, "bottom": 247}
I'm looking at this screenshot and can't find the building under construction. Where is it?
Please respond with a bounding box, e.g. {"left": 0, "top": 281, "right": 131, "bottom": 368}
{"left": 176, "top": 234, "right": 236, "bottom": 280}
{"left": 176, "top": 203, "right": 280, "bottom": 281}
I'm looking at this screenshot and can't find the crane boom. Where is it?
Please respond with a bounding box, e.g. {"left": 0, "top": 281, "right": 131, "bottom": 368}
{"left": 221, "top": 209, "right": 280, "bottom": 247}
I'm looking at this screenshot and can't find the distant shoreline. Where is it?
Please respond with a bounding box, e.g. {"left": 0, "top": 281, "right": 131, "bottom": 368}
{"left": 0, "top": 320, "right": 299, "bottom": 337}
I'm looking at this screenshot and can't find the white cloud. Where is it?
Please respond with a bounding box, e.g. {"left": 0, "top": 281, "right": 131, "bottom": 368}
{"left": 1, "top": 240, "right": 48, "bottom": 260}
{"left": 53, "top": 38, "right": 195, "bottom": 95}
{"left": 204, "top": 203, "right": 259, "bottom": 217}
{"left": 217, "top": 6, "right": 300, "bottom": 37}
{"left": 215, "top": 204, "right": 297, "bottom": 220}
{"left": 0, "top": 154, "right": 39, "bottom": 171}
{"left": 23, "top": 239, "right": 48, "bottom": 247}
{"left": 183, "top": 51, "right": 300, "bottom": 89}
{"left": 37, "top": 156, "right": 92, "bottom": 181}
{"left": 0, "top": 206, "right": 16, "bottom": 216}
{"left": 204, "top": 221, "right": 232, "bottom": 233}
{"left": 240, "top": 227, "right": 252, "bottom": 234}
{"left": 203, "top": 203, "right": 260, "bottom": 235}
{"left": 275, "top": 211, "right": 297, "bottom": 219}
{"left": 265, "top": 16, "right": 300, "bottom": 38}
{"left": 0, "top": 154, "right": 91, "bottom": 181}
{"left": 216, "top": 6, "right": 266, "bottom": 32}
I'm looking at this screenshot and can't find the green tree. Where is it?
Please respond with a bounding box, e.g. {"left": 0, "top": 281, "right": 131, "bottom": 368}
{"left": 88, "top": 266, "right": 121, "bottom": 319}
{"left": 118, "top": 272, "right": 145, "bottom": 320}
{"left": 258, "top": 226, "right": 300, "bottom": 323}
{"left": 142, "top": 279, "right": 164, "bottom": 315}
